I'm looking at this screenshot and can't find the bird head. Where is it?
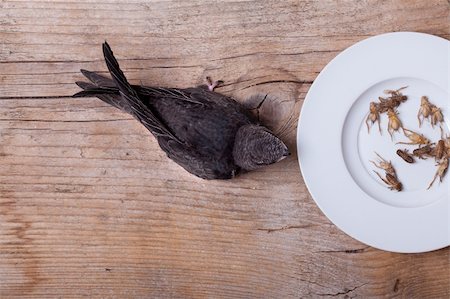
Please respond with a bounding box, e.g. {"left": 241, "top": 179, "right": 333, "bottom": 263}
{"left": 233, "top": 124, "right": 290, "bottom": 171}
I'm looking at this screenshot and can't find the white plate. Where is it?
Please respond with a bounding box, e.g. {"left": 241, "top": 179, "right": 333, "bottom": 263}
{"left": 297, "top": 32, "right": 449, "bottom": 253}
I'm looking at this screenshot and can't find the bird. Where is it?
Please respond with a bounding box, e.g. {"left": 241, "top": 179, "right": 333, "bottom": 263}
{"left": 73, "top": 42, "right": 290, "bottom": 179}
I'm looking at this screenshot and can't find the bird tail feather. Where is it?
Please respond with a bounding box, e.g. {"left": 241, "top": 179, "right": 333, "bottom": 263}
{"left": 72, "top": 68, "right": 130, "bottom": 111}
{"left": 99, "top": 41, "right": 181, "bottom": 141}
{"left": 73, "top": 42, "right": 180, "bottom": 142}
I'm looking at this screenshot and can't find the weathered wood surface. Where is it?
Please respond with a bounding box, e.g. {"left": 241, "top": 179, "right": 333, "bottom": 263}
{"left": 1, "top": 0, "right": 449, "bottom": 298}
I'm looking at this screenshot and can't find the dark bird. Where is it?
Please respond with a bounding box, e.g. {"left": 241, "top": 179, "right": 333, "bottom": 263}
{"left": 73, "top": 42, "right": 289, "bottom": 179}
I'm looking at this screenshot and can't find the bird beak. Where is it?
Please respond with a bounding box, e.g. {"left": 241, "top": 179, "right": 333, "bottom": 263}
{"left": 276, "top": 149, "right": 291, "bottom": 162}
{"left": 283, "top": 145, "right": 290, "bottom": 157}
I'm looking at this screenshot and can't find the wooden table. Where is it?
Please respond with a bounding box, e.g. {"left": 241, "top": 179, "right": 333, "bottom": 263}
{"left": 1, "top": 1, "right": 449, "bottom": 297}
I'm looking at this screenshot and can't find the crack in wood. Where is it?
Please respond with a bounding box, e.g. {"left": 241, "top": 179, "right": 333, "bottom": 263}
{"left": 211, "top": 49, "right": 340, "bottom": 62}
{"left": 241, "top": 79, "right": 313, "bottom": 90}
{"left": 315, "top": 283, "right": 368, "bottom": 297}
{"left": 316, "top": 246, "right": 370, "bottom": 254}
{"left": 0, "top": 57, "right": 189, "bottom": 64}
{"left": 257, "top": 224, "right": 314, "bottom": 233}
{"left": 0, "top": 95, "right": 72, "bottom": 100}
{"left": 0, "top": 118, "right": 132, "bottom": 123}
{"left": 393, "top": 278, "right": 400, "bottom": 292}
{"left": 277, "top": 49, "right": 341, "bottom": 56}
{"left": 4, "top": 127, "right": 74, "bottom": 132}
{"left": 0, "top": 60, "right": 98, "bottom": 64}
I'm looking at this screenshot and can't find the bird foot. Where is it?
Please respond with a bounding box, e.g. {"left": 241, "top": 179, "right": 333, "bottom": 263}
{"left": 206, "top": 76, "right": 224, "bottom": 91}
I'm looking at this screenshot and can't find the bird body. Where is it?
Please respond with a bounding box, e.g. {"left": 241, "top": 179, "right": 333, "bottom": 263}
{"left": 74, "top": 42, "right": 289, "bottom": 179}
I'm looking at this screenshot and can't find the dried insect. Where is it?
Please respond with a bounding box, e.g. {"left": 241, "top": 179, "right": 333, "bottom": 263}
{"left": 366, "top": 87, "right": 408, "bottom": 136}
{"left": 433, "top": 139, "right": 446, "bottom": 161}
{"left": 370, "top": 152, "right": 396, "bottom": 176}
{"left": 383, "top": 86, "right": 408, "bottom": 96}
{"left": 417, "top": 96, "right": 432, "bottom": 127}
{"left": 444, "top": 135, "right": 450, "bottom": 157}
{"left": 427, "top": 157, "right": 448, "bottom": 189}
{"left": 374, "top": 171, "right": 403, "bottom": 191}
{"left": 366, "top": 102, "right": 382, "bottom": 134}
{"left": 396, "top": 149, "right": 414, "bottom": 163}
{"left": 397, "top": 128, "right": 430, "bottom": 146}
{"left": 377, "top": 86, "right": 408, "bottom": 113}
{"left": 412, "top": 144, "right": 435, "bottom": 160}
{"left": 430, "top": 105, "right": 444, "bottom": 134}
{"left": 387, "top": 109, "right": 403, "bottom": 140}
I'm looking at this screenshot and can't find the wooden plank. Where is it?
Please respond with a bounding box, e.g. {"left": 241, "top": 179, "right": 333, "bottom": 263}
{"left": 1, "top": 0, "right": 449, "bottom": 298}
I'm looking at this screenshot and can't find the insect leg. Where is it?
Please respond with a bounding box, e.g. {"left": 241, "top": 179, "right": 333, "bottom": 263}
{"left": 427, "top": 173, "right": 438, "bottom": 189}
{"left": 370, "top": 160, "right": 381, "bottom": 169}
{"left": 388, "top": 127, "right": 394, "bottom": 141}
{"left": 373, "top": 171, "right": 390, "bottom": 186}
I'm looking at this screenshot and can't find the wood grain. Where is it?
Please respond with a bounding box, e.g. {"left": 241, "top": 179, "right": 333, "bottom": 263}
{"left": 1, "top": 0, "right": 449, "bottom": 298}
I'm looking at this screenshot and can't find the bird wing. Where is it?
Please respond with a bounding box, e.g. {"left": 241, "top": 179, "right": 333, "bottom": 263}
{"left": 183, "top": 87, "right": 251, "bottom": 115}
{"left": 159, "top": 139, "right": 236, "bottom": 179}
{"left": 137, "top": 86, "right": 207, "bottom": 106}
{"left": 102, "top": 42, "right": 181, "bottom": 143}
{"left": 138, "top": 83, "right": 244, "bottom": 110}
